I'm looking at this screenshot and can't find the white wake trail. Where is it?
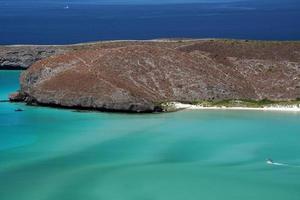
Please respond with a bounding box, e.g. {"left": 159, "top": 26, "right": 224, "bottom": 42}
{"left": 268, "top": 162, "right": 288, "bottom": 166}
{"left": 266, "top": 160, "right": 300, "bottom": 168}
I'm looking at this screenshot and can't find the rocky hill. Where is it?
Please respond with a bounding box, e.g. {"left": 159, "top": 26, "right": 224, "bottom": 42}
{"left": 0, "top": 45, "right": 68, "bottom": 70}
{"left": 6, "top": 40, "right": 300, "bottom": 112}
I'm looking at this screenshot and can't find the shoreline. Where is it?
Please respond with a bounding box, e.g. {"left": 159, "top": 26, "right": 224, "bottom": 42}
{"left": 1, "top": 38, "right": 219, "bottom": 48}
{"left": 2, "top": 38, "right": 300, "bottom": 48}
{"left": 4, "top": 39, "right": 300, "bottom": 113}
{"left": 172, "top": 102, "right": 300, "bottom": 112}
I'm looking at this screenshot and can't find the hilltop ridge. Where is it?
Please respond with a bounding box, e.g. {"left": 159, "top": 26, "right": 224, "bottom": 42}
{"left": 5, "top": 39, "right": 300, "bottom": 112}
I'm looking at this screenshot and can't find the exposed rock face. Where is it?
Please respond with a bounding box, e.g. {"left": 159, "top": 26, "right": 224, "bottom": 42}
{"left": 9, "top": 92, "right": 25, "bottom": 102}
{"left": 0, "top": 41, "right": 181, "bottom": 70}
{"left": 8, "top": 40, "right": 300, "bottom": 112}
{"left": 0, "top": 46, "right": 70, "bottom": 69}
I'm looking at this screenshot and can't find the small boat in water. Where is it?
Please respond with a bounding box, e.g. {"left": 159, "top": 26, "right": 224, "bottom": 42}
{"left": 266, "top": 158, "right": 288, "bottom": 166}
{"left": 64, "top": 5, "right": 69, "bottom": 9}
{"left": 266, "top": 158, "right": 274, "bottom": 165}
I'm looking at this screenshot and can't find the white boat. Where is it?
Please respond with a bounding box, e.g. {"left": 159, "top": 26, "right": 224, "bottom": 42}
{"left": 266, "top": 159, "right": 287, "bottom": 166}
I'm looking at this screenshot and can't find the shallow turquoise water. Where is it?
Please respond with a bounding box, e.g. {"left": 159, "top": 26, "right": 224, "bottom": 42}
{"left": 0, "top": 70, "right": 300, "bottom": 200}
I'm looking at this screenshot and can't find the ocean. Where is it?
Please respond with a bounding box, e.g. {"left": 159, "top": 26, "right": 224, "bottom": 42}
{"left": 0, "top": 0, "right": 300, "bottom": 44}
{"left": 1, "top": 1, "right": 300, "bottom": 199}
{"left": 1, "top": 71, "right": 300, "bottom": 200}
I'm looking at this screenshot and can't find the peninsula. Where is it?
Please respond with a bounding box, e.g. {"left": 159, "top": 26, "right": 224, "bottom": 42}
{"left": 2, "top": 39, "right": 300, "bottom": 112}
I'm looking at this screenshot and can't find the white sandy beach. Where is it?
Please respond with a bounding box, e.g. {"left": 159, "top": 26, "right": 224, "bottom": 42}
{"left": 172, "top": 102, "right": 300, "bottom": 112}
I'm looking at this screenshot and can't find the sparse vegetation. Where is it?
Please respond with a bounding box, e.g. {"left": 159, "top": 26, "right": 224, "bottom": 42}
{"left": 9, "top": 39, "right": 300, "bottom": 113}
{"left": 191, "top": 99, "right": 300, "bottom": 108}
{"left": 159, "top": 102, "right": 179, "bottom": 112}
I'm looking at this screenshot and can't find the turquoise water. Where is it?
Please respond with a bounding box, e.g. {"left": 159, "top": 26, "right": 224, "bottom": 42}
{"left": 0, "top": 70, "right": 300, "bottom": 200}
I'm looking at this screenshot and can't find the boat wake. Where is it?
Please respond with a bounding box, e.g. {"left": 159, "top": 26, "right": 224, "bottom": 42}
{"left": 267, "top": 161, "right": 288, "bottom": 166}
{"left": 266, "top": 159, "right": 300, "bottom": 168}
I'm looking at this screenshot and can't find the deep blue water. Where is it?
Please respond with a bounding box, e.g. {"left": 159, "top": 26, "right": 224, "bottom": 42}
{"left": 0, "top": 0, "right": 300, "bottom": 44}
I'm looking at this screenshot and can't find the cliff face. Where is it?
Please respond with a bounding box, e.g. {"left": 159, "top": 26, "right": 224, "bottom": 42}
{"left": 7, "top": 40, "right": 300, "bottom": 112}
{"left": 0, "top": 46, "right": 70, "bottom": 70}
{"left": 0, "top": 41, "right": 181, "bottom": 70}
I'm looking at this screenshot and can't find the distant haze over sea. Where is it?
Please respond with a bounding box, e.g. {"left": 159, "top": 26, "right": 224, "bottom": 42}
{"left": 0, "top": 0, "right": 299, "bottom": 44}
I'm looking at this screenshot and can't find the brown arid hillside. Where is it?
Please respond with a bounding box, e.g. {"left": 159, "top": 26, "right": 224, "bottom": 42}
{"left": 6, "top": 39, "right": 300, "bottom": 112}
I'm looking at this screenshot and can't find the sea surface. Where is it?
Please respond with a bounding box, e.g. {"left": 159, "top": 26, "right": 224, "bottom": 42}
{"left": 1, "top": 71, "right": 300, "bottom": 200}
{"left": 0, "top": 0, "right": 300, "bottom": 44}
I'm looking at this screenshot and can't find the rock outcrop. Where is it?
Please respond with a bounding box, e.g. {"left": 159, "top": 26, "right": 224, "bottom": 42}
{"left": 0, "top": 46, "right": 70, "bottom": 70}
{"left": 7, "top": 40, "right": 300, "bottom": 112}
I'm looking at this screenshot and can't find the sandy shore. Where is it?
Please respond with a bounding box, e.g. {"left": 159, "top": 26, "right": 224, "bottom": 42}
{"left": 172, "top": 102, "right": 300, "bottom": 112}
